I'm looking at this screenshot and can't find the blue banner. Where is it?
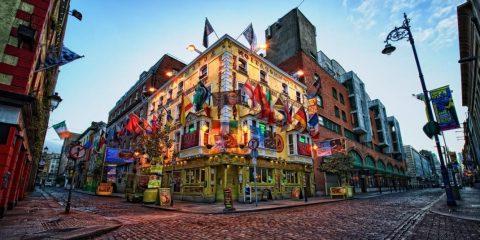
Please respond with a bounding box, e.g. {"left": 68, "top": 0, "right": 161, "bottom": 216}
{"left": 430, "top": 85, "right": 460, "bottom": 131}
{"left": 105, "top": 147, "right": 134, "bottom": 164}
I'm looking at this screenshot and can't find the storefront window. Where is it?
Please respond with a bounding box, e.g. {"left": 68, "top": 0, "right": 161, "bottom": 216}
{"left": 186, "top": 168, "right": 205, "bottom": 184}
{"left": 249, "top": 167, "right": 273, "bottom": 183}
{"left": 284, "top": 170, "right": 298, "bottom": 184}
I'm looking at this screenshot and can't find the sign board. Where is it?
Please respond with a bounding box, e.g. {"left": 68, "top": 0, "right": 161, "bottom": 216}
{"left": 223, "top": 188, "right": 235, "bottom": 211}
{"left": 159, "top": 188, "right": 171, "bottom": 206}
{"left": 430, "top": 85, "right": 460, "bottom": 131}
{"left": 150, "top": 164, "right": 163, "bottom": 174}
{"left": 96, "top": 182, "right": 113, "bottom": 196}
{"left": 330, "top": 187, "right": 346, "bottom": 196}
{"left": 69, "top": 145, "right": 85, "bottom": 159}
{"left": 105, "top": 147, "right": 134, "bottom": 164}
{"left": 291, "top": 187, "right": 301, "bottom": 199}
{"left": 248, "top": 138, "right": 259, "bottom": 150}
{"left": 315, "top": 138, "right": 346, "bottom": 157}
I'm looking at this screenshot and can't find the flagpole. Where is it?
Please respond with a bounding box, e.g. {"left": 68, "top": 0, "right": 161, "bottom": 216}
{"left": 34, "top": 55, "right": 85, "bottom": 72}
{"left": 213, "top": 31, "right": 219, "bottom": 39}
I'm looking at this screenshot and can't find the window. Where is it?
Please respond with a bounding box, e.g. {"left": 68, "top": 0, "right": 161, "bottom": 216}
{"left": 260, "top": 70, "right": 267, "bottom": 82}
{"left": 339, "top": 93, "right": 345, "bottom": 104}
{"left": 250, "top": 167, "right": 273, "bottom": 183}
{"left": 341, "top": 110, "right": 347, "bottom": 122}
{"left": 0, "top": 123, "right": 10, "bottom": 144}
{"left": 199, "top": 65, "right": 208, "bottom": 80}
{"left": 296, "top": 91, "right": 301, "bottom": 103}
{"left": 238, "top": 58, "right": 247, "bottom": 73}
{"left": 168, "top": 89, "right": 173, "bottom": 100}
{"left": 334, "top": 106, "right": 340, "bottom": 118}
{"left": 313, "top": 73, "right": 321, "bottom": 89}
{"left": 186, "top": 168, "right": 206, "bottom": 184}
{"left": 284, "top": 171, "right": 298, "bottom": 184}
{"left": 323, "top": 117, "right": 341, "bottom": 134}
{"left": 332, "top": 87, "right": 338, "bottom": 100}
{"left": 317, "top": 96, "right": 323, "bottom": 108}
{"left": 282, "top": 83, "right": 288, "bottom": 95}
{"left": 177, "top": 81, "right": 184, "bottom": 96}
{"left": 288, "top": 134, "right": 294, "bottom": 154}
{"left": 238, "top": 83, "right": 248, "bottom": 104}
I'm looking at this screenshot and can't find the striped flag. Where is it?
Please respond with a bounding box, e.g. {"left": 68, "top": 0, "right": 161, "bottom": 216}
{"left": 52, "top": 121, "right": 71, "bottom": 139}
{"left": 203, "top": 18, "right": 215, "bottom": 48}
{"left": 294, "top": 106, "right": 307, "bottom": 131}
{"left": 180, "top": 94, "right": 193, "bottom": 126}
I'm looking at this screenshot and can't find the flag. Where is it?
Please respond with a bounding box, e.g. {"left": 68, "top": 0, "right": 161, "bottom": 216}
{"left": 52, "top": 121, "right": 71, "bottom": 139}
{"left": 308, "top": 113, "right": 319, "bottom": 127}
{"left": 36, "top": 46, "right": 83, "bottom": 72}
{"left": 193, "top": 81, "right": 211, "bottom": 111}
{"left": 142, "top": 118, "right": 153, "bottom": 134}
{"left": 243, "top": 81, "right": 255, "bottom": 102}
{"left": 294, "top": 107, "right": 307, "bottom": 131}
{"left": 203, "top": 18, "right": 215, "bottom": 48}
{"left": 83, "top": 141, "right": 92, "bottom": 149}
{"left": 98, "top": 130, "right": 106, "bottom": 150}
{"left": 242, "top": 23, "right": 257, "bottom": 51}
{"left": 308, "top": 113, "right": 320, "bottom": 138}
{"left": 125, "top": 113, "right": 142, "bottom": 134}
{"left": 180, "top": 94, "right": 193, "bottom": 126}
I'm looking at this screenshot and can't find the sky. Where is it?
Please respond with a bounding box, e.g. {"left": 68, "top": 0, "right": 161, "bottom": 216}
{"left": 45, "top": 0, "right": 466, "bottom": 158}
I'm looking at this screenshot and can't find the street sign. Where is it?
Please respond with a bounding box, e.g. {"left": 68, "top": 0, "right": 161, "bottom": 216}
{"left": 69, "top": 145, "right": 85, "bottom": 159}
{"left": 248, "top": 138, "right": 259, "bottom": 150}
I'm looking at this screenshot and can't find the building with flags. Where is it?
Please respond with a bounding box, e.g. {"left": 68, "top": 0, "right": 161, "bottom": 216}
{"left": 265, "top": 8, "right": 408, "bottom": 195}
{"left": 142, "top": 34, "right": 315, "bottom": 202}
{"left": 74, "top": 121, "right": 106, "bottom": 192}
{"left": 0, "top": 0, "right": 77, "bottom": 217}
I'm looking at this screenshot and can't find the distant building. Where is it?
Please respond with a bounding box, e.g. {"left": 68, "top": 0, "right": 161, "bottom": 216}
{"left": 420, "top": 150, "right": 441, "bottom": 186}
{"left": 76, "top": 121, "right": 106, "bottom": 191}
{"left": 57, "top": 133, "right": 80, "bottom": 186}
{"left": 404, "top": 146, "right": 435, "bottom": 187}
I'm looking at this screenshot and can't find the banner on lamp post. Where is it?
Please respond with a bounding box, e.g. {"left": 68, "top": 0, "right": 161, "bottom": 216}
{"left": 429, "top": 85, "right": 460, "bottom": 131}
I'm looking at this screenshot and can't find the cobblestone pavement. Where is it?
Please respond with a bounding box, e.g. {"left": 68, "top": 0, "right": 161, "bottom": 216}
{"left": 41, "top": 187, "right": 477, "bottom": 240}
{"left": 0, "top": 189, "right": 121, "bottom": 239}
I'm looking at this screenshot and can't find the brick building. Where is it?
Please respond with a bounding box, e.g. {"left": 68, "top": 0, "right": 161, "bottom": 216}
{"left": 265, "top": 8, "right": 407, "bottom": 195}
{"left": 0, "top": 0, "right": 73, "bottom": 217}
{"left": 106, "top": 54, "right": 185, "bottom": 192}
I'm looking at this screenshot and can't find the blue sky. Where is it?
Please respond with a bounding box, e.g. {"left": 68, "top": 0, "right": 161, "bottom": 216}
{"left": 45, "top": 0, "right": 466, "bottom": 158}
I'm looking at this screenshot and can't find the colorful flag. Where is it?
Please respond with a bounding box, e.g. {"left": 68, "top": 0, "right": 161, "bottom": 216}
{"left": 203, "top": 18, "right": 215, "bottom": 48}
{"left": 243, "top": 81, "right": 255, "bottom": 102}
{"left": 125, "top": 113, "right": 142, "bottom": 134}
{"left": 308, "top": 113, "right": 320, "bottom": 138}
{"left": 242, "top": 23, "right": 257, "bottom": 51}
{"left": 294, "top": 106, "right": 307, "bottom": 131}
{"left": 83, "top": 141, "right": 92, "bottom": 149}
{"left": 36, "top": 46, "right": 83, "bottom": 72}
{"left": 52, "top": 121, "right": 71, "bottom": 139}
{"left": 193, "top": 81, "right": 211, "bottom": 111}
{"left": 180, "top": 94, "right": 193, "bottom": 126}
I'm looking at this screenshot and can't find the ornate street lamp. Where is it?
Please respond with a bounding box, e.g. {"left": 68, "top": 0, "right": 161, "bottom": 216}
{"left": 47, "top": 92, "right": 62, "bottom": 111}
{"left": 382, "top": 13, "right": 456, "bottom": 206}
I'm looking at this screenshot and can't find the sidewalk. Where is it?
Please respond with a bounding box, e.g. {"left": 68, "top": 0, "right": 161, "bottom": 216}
{"left": 144, "top": 196, "right": 345, "bottom": 214}
{"left": 354, "top": 189, "right": 410, "bottom": 199}
{"left": 0, "top": 188, "right": 121, "bottom": 240}
{"left": 430, "top": 186, "right": 480, "bottom": 222}
{"left": 74, "top": 189, "right": 125, "bottom": 198}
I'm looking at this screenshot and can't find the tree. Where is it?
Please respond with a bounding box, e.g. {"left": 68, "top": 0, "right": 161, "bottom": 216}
{"left": 131, "top": 121, "right": 174, "bottom": 168}
{"left": 318, "top": 154, "right": 354, "bottom": 186}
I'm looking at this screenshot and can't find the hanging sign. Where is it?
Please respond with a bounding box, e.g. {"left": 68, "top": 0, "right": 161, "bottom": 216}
{"left": 429, "top": 85, "right": 460, "bottom": 131}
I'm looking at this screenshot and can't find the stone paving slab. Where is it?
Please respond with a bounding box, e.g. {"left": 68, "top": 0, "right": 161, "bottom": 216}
{"left": 143, "top": 197, "right": 345, "bottom": 214}
{"left": 0, "top": 188, "right": 122, "bottom": 240}
{"left": 430, "top": 187, "right": 480, "bottom": 222}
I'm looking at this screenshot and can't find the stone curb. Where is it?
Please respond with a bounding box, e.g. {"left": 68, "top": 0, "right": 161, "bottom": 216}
{"left": 73, "top": 189, "right": 125, "bottom": 199}
{"left": 429, "top": 209, "right": 480, "bottom": 222}
{"left": 143, "top": 198, "right": 347, "bottom": 215}
{"left": 53, "top": 224, "right": 123, "bottom": 240}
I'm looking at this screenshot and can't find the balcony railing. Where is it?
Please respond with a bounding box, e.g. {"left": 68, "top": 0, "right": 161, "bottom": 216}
{"left": 181, "top": 130, "right": 200, "bottom": 150}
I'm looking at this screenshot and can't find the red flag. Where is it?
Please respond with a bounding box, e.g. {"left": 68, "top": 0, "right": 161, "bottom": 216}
{"left": 243, "top": 81, "right": 255, "bottom": 102}
{"left": 294, "top": 106, "right": 307, "bottom": 131}
{"left": 253, "top": 84, "right": 262, "bottom": 107}
{"left": 125, "top": 113, "right": 142, "bottom": 134}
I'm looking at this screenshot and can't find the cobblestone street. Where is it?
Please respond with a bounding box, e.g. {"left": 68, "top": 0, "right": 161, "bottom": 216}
{"left": 27, "top": 187, "right": 476, "bottom": 239}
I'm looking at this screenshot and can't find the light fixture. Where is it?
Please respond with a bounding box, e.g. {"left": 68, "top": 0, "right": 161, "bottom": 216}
{"left": 295, "top": 70, "right": 304, "bottom": 77}
{"left": 47, "top": 92, "right": 62, "bottom": 111}
{"left": 43, "top": 146, "right": 49, "bottom": 153}
{"left": 187, "top": 44, "right": 202, "bottom": 54}
{"left": 255, "top": 43, "right": 268, "bottom": 52}
{"left": 148, "top": 87, "right": 156, "bottom": 93}
{"left": 242, "top": 125, "right": 249, "bottom": 132}
{"left": 201, "top": 123, "right": 209, "bottom": 132}
{"left": 381, "top": 43, "right": 396, "bottom": 55}
{"left": 166, "top": 71, "right": 173, "bottom": 77}
{"left": 69, "top": 9, "right": 83, "bottom": 21}
{"left": 312, "top": 145, "right": 318, "bottom": 150}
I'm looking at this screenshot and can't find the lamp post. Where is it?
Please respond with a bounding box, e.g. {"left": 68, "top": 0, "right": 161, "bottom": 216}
{"left": 382, "top": 13, "right": 456, "bottom": 206}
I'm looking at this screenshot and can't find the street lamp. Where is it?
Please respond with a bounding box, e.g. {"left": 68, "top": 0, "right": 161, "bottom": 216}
{"left": 187, "top": 44, "right": 202, "bottom": 54}
{"left": 382, "top": 13, "right": 456, "bottom": 206}
{"left": 47, "top": 92, "right": 62, "bottom": 111}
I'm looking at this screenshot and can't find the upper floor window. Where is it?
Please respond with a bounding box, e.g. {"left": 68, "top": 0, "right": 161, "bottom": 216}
{"left": 200, "top": 65, "right": 208, "bottom": 80}
{"left": 288, "top": 134, "right": 294, "bottom": 155}
{"left": 313, "top": 73, "right": 321, "bottom": 89}
{"left": 177, "top": 81, "right": 184, "bottom": 96}
{"left": 238, "top": 58, "right": 247, "bottom": 73}
{"left": 238, "top": 83, "right": 248, "bottom": 104}
{"left": 317, "top": 96, "right": 323, "bottom": 108}
{"left": 332, "top": 87, "right": 338, "bottom": 100}
{"left": 282, "top": 83, "right": 288, "bottom": 95}
{"left": 339, "top": 93, "right": 345, "bottom": 104}
{"left": 260, "top": 70, "right": 267, "bottom": 82}
{"left": 296, "top": 91, "right": 301, "bottom": 103}
{"left": 341, "top": 110, "right": 347, "bottom": 122}
{"left": 334, "top": 106, "right": 340, "bottom": 118}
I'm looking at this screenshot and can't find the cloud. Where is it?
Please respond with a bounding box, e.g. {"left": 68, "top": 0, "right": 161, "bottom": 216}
{"left": 350, "top": 0, "right": 379, "bottom": 30}
{"left": 430, "top": 14, "right": 458, "bottom": 47}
